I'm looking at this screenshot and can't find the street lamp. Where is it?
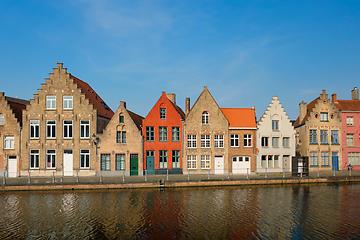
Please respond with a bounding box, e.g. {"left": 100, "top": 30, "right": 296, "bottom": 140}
{"left": 92, "top": 134, "right": 100, "bottom": 176}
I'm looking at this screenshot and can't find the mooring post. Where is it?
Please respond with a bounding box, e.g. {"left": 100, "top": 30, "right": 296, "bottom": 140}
{"left": 77, "top": 170, "right": 79, "bottom": 183}
{"left": 228, "top": 168, "right": 230, "bottom": 180}
{"left": 28, "top": 171, "right": 31, "bottom": 184}
{"left": 53, "top": 172, "right": 55, "bottom": 183}
{"left": 283, "top": 167, "right": 285, "bottom": 178}
{"left": 265, "top": 168, "right": 267, "bottom": 179}
{"left": 145, "top": 170, "right": 147, "bottom": 182}
{"left": 188, "top": 171, "right": 190, "bottom": 181}
{"left": 3, "top": 172, "right": 6, "bottom": 185}
{"left": 247, "top": 168, "right": 249, "bottom": 179}
{"left": 208, "top": 169, "right": 210, "bottom": 180}
{"left": 167, "top": 169, "right": 169, "bottom": 181}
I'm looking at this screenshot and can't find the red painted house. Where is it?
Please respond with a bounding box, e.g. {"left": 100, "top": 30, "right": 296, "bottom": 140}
{"left": 142, "top": 92, "right": 185, "bottom": 174}
{"left": 332, "top": 88, "right": 360, "bottom": 171}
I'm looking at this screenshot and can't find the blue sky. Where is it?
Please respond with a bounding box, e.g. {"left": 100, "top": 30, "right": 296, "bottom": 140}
{"left": 1, "top": 0, "right": 359, "bottom": 120}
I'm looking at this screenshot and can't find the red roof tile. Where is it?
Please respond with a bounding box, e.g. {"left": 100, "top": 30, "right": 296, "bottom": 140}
{"left": 71, "top": 75, "right": 114, "bottom": 119}
{"left": 334, "top": 100, "right": 360, "bottom": 111}
{"left": 294, "top": 97, "right": 319, "bottom": 126}
{"left": 127, "top": 110, "right": 144, "bottom": 131}
{"left": 221, "top": 108, "right": 256, "bottom": 128}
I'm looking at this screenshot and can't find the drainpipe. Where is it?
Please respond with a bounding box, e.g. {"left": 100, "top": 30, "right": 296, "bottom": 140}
{"left": 18, "top": 125, "right": 22, "bottom": 177}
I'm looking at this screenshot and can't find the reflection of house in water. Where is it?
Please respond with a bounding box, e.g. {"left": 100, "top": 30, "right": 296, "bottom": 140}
{"left": 340, "top": 184, "right": 360, "bottom": 238}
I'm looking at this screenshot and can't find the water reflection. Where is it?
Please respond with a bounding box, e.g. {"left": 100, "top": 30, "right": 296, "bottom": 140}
{"left": 0, "top": 184, "right": 360, "bottom": 239}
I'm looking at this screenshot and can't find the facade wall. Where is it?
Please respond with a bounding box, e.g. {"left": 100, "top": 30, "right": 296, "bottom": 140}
{"left": 0, "top": 93, "right": 21, "bottom": 177}
{"left": 340, "top": 111, "right": 360, "bottom": 170}
{"left": 98, "top": 101, "right": 144, "bottom": 176}
{"left": 21, "top": 63, "right": 99, "bottom": 176}
{"left": 183, "top": 87, "right": 229, "bottom": 174}
{"left": 229, "top": 129, "right": 256, "bottom": 172}
{"left": 256, "top": 96, "right": 295, "bottom": 173}
{"left": 142, "top": 92, "right": 184, "bottom": 173}
{"left": 296, "top": 90, "right": 342, "bottom": 171}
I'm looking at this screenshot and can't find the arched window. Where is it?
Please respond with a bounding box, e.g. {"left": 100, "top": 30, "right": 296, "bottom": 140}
{"left": 202, "top": 111, "right": 209, "bottom": 124}
{"left": 0, "top": 113, "right": 4, "bottom": 125}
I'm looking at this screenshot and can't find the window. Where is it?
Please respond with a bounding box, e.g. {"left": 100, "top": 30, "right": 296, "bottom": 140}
{"left": 187, "top": 155, "right": 197, "bottom": 169}
{"left": 80, "top": 120, "right": 90, "bottom": 138}
{"left": 115, "top": 154, "right": 125, "bottom": 170}
{"left": 4, "top": 136, "right": 14, "bottom": 149}
{"left": 309, "top": 129, "right": 317, "bottom": 144}
{"left": 272, "top": 120, "right": 279, "bottom": 130}
{"left": 80, "top": 149, "right": 90, "bottom": 168}
{"left": 159, "top": 127, "right": 168, "bottom": 142}
{"left": 101, "top": 154, "right": 111, "bottom": 171}
{"left": 63, "top": 96, "right": 73, "bottom": 110}
{"left": 272, "top": 137, "right": 279, "bottom": 147}
{"left": 46, "top": 149, "right": 56, "bottom": 169}
{"left": 0, "top": 113, "right": 4, "bottom": 125}
{"left": 187, "top": 135, "right": 197, "bottom": 148}
{"left": 30, "top": 149, "right": 39, "bottom": 169}
{"left": 274, "top": 155, "right": 279, "bottom": 167}
{"left": 46, "top": 96, "right": 56, "bottom": 109}
{"left": 331, "top": 130, "right": 339, "bottom": 144}
{"left": 101, "top": 101, "right": 110, "bottom": 110}
{"left": 172, "top": 127, "right": 180, "bottom": 142}
{"left": 30, "top": 120, "right": 40, "bottom": 139}
{"left": 320, "top": 112, "right": 328, "bottom": 122}
{"left": 119, "top": 115, "right": 124, "bottom": 123}
{"left": 320, "top": 130, "right": 328, "bottom": 144}
{"left": 214, "top": 135, "right": 224, "bottom": 148}
{"left": 310, "top": 152, "right": 318, "bottom": 166}
{"left": 321, "top": 152, "right": 329, "bottom": 166}
{"left": 146, "top": 126, "right": 154, "bottom": 141}
{"left": 63, "top": 120, "right": 73, "bottom": 138}
{"left": 347, "top": 134, "right": 354, "bottom": 146}
{"left": 347, "top": 117, "right": 354, "bottom": 126}
{"left": 202, "top": 111, "right": 209, "bottom": 124}
{"left": 159, "top": 150, "right": 168, "bottom": 168}
{"left": 348, "top": 152, "right": 360, "bottom": 165}
{"left": 117, "top": 131, "right": 126, "bottom": 143}
{"left": 261, "top": 137, "right": 268, "bottom": 147}
{"left": 261, "top": 155, "right": 267, "bottom": 167}
{"left": 201, "top": 155, "right": 210, "bottom": 169}
{"left": 283, "top": 137, "right": 290, "bottom": 147}
{"left": 160, "top": 108, "right": 166, "bottom": 119}
{"left": 172, "top": 150, "right": 180, "bottom": 168}
{"left": 201, "top": 135, "right": 210, "bottom": 148}
{"left": 231, "top": 134, "right": 239, "bottom": 147}
{"left": 244, "top": 134, "right": 252, "bottom": 147}
{"left": 46, "top": 120, "right": 56, "bottom": 139}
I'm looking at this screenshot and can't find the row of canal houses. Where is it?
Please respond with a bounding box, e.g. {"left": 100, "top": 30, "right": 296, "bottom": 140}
{"left": 1, "top": 63, "right": 360, "bottom": 177}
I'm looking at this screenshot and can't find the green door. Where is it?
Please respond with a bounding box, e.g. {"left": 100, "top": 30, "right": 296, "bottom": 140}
{"left": 130, "top": 154, "right": 138, "bottom": 176}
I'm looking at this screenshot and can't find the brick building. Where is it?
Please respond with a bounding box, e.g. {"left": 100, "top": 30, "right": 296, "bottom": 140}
{"left": 21, "top": 63, "right": 113, "bottom": 176}
{"left": 294, "top": 90, "right": 341, "bottom": 171}
{"left": 183, "top": 87, "right": 229, "bottom": 174}
{"left": 0, "top": 93, "right": 29, "bottom": 177}
{"left": 98, "top": 101, "right": 144, "bottom": 176}
{"left": 142, "top": 92, "right": 185, "bottom": 174}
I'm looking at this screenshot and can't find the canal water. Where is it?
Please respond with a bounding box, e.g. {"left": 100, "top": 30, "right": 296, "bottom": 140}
{"left": 1, "top": 183, "right": 360, "bottom": 239}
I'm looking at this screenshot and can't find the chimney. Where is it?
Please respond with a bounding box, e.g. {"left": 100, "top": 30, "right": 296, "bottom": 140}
{"left": 331, "top": 94, "right": 337, "bottom": 103}
{"left": 166, "top": 93, "right": 176, "bottom": 104}
{"left": 299, "top": 101, "right": 307, "bottom": 123}
{"left": 0, "top": 92, "right": 4, "bottom": 97}
{"left": 120, "top": 101, "right": 126, "bottom": 109}
{"left": 352, "top": 87, "right": 359, "bottom": 100}
{"left": 186, "top": 97, "right": 190, "bottom": 115}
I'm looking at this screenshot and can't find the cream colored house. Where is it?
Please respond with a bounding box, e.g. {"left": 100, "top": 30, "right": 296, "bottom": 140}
{"left": 256, "top": 96, "right": 295, "bottom": 173}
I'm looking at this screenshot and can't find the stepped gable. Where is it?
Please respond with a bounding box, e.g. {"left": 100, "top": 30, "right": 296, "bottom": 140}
{"left": 4, "top": 96, "right": 29, "bottom": 126}
{"left": 221, "top": 108, "right": 256, "bottom": 128}
{"left": 70, "top": 74, "right": 114, "bottom": 120}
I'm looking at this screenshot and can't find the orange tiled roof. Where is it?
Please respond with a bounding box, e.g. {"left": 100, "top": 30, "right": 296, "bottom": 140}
{"left": 71, "top": 75, "right": 114, "bottom": 119}
{"left": 334, "top": 100, "right": 360, "bottom": 111}
{"left": 294, "top": 97, "right": 319, "bottom": 126}
{"left": 221, "top": 108, "right": 256, "bottom": 128}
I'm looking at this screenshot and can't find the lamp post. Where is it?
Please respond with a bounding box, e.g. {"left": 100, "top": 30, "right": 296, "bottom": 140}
{"left": 92, "top": 134, "right": 100, "bottom": 176}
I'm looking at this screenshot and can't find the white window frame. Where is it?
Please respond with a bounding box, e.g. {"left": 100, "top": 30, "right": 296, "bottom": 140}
{"left": 80, "top": 149, "right": 90, "bottom": 169}
{"left": 46, "top": 149, "right": 56, "bottom": 169}
{"left": 117, "top": 131, "right": 126, "bottom": 143}
{"left": 187, "top": 135, "right": 197, "bottom": 148}
{"left": 63, "top": 120, "right": 73, "bottom": 139}
{"left": 63, "top": 95, "right": 73, "bottom": 110}
{"left": 0, "top": 113, "right": 4, "bottom": 125}
{"left": 214, "top": 134, "right": 224, "bottom": 148}
{"left": 46, "top": 120, "right": 56, "bottom": 139}
{"left": 187, "top": 155, "right": 197, "bottom": 169}
{"left": 231, "top": 134, "right": 239, "bottom": 147}
{"left": 160, "top": 108, "right": 166, "bottom": 119}
{"left": 172, "top": 150, "right": 180, "bottom": 168}
{"left": 320, "top": 112, "right": 328, "bottom": 122}
{"left": 4, "top": 136, "right": 14, "bottom": 149}
{"left": 272, "top": 137, "right": 279, "bottom": 147}
{"left": 272, "top": 120, "right": 279, "bottom": 130}
{"left": 347, "top": 134, "right": 354, "bottom": 146}
{"left": 46, "top": 95, "right": 56, "bottom": 110}
{"left": 283, "top": 137, "right": 290, "bottom": 147}
{"left": 244, "top": 134, "right": 252, "bottom": 147}
{"left": 159, "top": 150, "right": 168, "bottom": 169}
{"left": 347, "top": 116, "right": 354, "bottom": 126}
{"left": 201, "top": 155, "right": 210, "bottom": 169}
{"left": 80, "top": 120, "right": 90, "bottom": 138}
{"left": 30, "top": 149, "right": 40, "bottom": 169}
{"left": 115, "top": 153, "right": 125, "bottom": 170}
{"left": 202, "top": 111, "right": 209, "bottom": 124}
{"left": 201, "top": 134, "right": 210, "bottom": 148}
{"left": 30, "top": 120, "right": 40, "bottom": 139}
{"left": 172, "top": 127, "right": 180, "bottom": 142}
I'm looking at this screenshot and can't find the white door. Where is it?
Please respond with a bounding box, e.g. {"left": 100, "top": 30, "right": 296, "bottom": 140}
{"left": 283, "top": 155, "right": 290, "bottom": 172}
{"left": 232, "top": 156, "right": 251, "bottom": 174}
{"left": 63, "top": 150, "right": 73, "bottom": 176}
{"left": 214, "top": 155, "right": 224, "bottom": 174}
{"left": 8, "top": 155, "right": 17, "bottom": 177}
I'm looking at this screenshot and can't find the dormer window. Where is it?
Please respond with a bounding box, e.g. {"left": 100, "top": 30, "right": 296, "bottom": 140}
{"left": 160, "top": 108, "right": 166, "bottom": 119}
{"left": 202, "top": 111, "right": 209, "bottom": 124}
{"left": 101, "top": 101, "right": 110, "bottom": 110}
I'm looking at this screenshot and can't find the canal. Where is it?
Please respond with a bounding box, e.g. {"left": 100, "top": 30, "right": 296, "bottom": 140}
{"left": 1, "top": 183, "right": 360, "bottom": 239}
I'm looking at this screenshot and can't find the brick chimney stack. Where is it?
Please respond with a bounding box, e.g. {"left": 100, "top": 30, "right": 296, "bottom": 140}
{"left": 166, "top": 93, "right": 176, "bottom": 104}
{"left": 351, "top": 87, "right": 359, "bottom": 100}
{"left": 120, "top": 101, "right": 126, "bottom": 109}
{"left": 186, "top": 97, "right": 190, "bottom": 115}
{"left": 299, "top": 101, "right": 307, "bottom": 123}
{"left": 331, "top": 94, "right": 337, "bottom": 103}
